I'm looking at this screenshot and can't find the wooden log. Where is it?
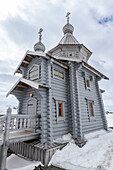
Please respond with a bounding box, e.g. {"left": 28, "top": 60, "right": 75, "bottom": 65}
{"left": 0, "top": 107, "right": 12, "bottom": 170}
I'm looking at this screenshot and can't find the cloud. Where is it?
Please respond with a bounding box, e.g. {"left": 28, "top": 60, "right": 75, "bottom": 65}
{"left": 1, "top": 15, "right": 36, "bottom": 49}
{"left": 0, "top": 74, "right": 19, "bottom": 113}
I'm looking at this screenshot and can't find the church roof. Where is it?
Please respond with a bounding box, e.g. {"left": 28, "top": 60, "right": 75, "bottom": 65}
{"left": 59, "top": 32, "right": 79, "bottom": 45}
{"left": 14, "top": 50, "right": 48, "bottom": 74}
{"left": 82, "top": 62, "right": 109, "bottom": 80}
{"left": 6, "top": 78, "right": 50, "bottom": 97}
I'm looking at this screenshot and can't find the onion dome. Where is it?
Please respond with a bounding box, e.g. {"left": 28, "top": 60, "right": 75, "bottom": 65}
{"left": 63, "top": 23, "right": 74, "bottom": 34}
{"left": 58, "top": 12, "right": 79, "bottom": 45}
{"left": 34, "top": 28, "right": 46, "bottom": 52}
{"left": 63, "top": 12, "right": 74, "bottom": 35}
{"left": 34, "top": 41, "right": 45, "bottom": 52}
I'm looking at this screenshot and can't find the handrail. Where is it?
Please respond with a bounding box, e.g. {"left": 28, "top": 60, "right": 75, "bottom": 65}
{"left": 0, "top": 108, "right": 41, "bottom": 170}
{"left": 0, "top": 115, "right": 6, "bottom": 133}
{"left": 0, "top": 114, "right": 41, "bottom": 133}
{"left": 10, "top": 114, "right": 40, "bottom": 131}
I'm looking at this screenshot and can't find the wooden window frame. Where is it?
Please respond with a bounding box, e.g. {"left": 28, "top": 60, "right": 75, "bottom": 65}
{"left": 85, "top": 79, "right": 91, "bottom": 90}
{"left": 58, "top": 102, "right": 63, "bottom": 117}
{"left": 53, "top": 66, "right": 65, "bottom": 81}
{"left": 88, "top": 101, "right": 94, "bottom": 117}
{"left": 55, "top": 99, "right": 65, "bottom": 123}
{"left": 28, "top": 64, "right": 40, "bottom": 80}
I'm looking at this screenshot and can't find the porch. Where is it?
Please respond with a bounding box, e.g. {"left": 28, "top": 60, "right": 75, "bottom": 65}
{"left": 0, "top": 108, "right": 41, "bottom": 170}
{"left": 0, "top": 109, "right": 41, "bottom": 146}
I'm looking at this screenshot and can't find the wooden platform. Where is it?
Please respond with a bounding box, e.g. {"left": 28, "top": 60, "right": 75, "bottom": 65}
{"left": 0, "top": 130, "right": 40, "bottom": 145}
{"left": 9, "top": 140, "right": 67, "bottom": 166}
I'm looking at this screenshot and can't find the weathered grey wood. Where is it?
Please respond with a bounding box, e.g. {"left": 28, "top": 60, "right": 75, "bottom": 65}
{"left": 9, "top": 141, "right": 66, "bottom": 166}
{"left": 0, "top": 114, "right": 40, "bottom": 134}
{"left": 76, "top": 67, "right": 83, "bottom": 139}
{"left": 0, "top": 107, "right": 12, "bottom": 170}
{"left": 0, "top": 116, "right": 6, "bottom": 133}
{"left": 96, "top": 81, "right": 108, "bottom": 130}
{"left": 47, "top": 60, "right": 53, "bottom": 143}
{"left": 68, "top": 62, "right": 77, "bottom": 138}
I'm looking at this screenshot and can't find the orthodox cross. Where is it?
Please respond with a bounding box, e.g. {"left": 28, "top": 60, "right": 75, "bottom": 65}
{"left": 38, "top": 28, "right": 43, "bottom": 42}
{"left": 66, "top": 12, "right": 70, "bottom": 23}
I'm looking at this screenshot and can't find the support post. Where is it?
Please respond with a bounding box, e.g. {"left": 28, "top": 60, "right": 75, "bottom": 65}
{"left": 69, "top": 62, "right": 77, "bottom": 138}
{"left": 47, "top": 60, "right": 53, "bottom": 144}
{"left": 0, "top": 107, "right": 12, "bottom": 170}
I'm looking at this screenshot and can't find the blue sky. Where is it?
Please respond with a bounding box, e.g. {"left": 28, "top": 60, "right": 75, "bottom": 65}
{"left": 0, "top": 0, "right": 113, "bottom": 112}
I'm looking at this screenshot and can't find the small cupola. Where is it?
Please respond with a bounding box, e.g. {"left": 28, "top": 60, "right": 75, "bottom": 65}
{"left": 63, "top": 12, "right": 74, "bottom": 35}
{"left": 59, "top": 12, "right": 79, "bottom": 45}
{"left": 34, "top": 28, "right": 46, "bottom": 52}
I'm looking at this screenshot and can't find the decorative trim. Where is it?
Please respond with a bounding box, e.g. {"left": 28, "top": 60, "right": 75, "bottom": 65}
{"left": 52, "top": 65, "right": 65, "bottom": 81}
{"left": 27, "top": 64, "right": 40, "bottom": 80}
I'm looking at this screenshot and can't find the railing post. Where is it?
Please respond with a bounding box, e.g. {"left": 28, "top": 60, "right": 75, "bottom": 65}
{"left": 0, "top": 107, "right": 12, "bottom": 170}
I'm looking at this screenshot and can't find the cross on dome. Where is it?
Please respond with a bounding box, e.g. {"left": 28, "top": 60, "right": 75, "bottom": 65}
{"left": 63, "top": 12, "right": 74, "bottom": 35}
{"left": 34, "top": 28, "right": 45, "bottom": 52}
{"left": 66, "top": 12, "right": 70, "bottom": 23}
{"left": 38, "top": 28, "right": 43, "bottom": 42}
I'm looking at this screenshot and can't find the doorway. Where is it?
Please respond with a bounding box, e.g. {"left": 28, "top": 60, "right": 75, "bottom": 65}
{"left": 27, "top": 98, "right": 37, "bottom": 115}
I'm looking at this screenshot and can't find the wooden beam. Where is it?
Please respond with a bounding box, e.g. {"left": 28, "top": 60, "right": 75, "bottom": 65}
{"left": 17, "top": 84, "right": 28, "bottom": 88}
{"left": 23, "top": 60, "right": 29, "bottom": 64}
{"left": 27, "top": 55, "right": 33, "bottom": 59}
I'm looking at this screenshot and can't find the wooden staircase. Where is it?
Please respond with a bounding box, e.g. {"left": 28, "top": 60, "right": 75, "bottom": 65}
{"left": 0, "top": 108, "right": 41, "bottom": 170}
{"left": 9, "top": 140, "right": 66, "bottom": 166}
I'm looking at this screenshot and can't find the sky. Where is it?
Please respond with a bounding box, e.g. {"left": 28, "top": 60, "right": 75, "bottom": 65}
{"left": 0, "top": 0, "right": 113, "bottom": 113}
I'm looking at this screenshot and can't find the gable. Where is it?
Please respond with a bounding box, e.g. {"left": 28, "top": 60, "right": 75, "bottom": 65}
{"left": 14, "top": 50, "right": 48, "bottom": 74}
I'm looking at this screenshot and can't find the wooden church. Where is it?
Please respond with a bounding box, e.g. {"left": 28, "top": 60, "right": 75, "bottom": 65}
{"left": 7, "top": 13, "right": 108, "bottom": 144}
{"left": 0, "top": 13, "right": 109, "bottom": 169}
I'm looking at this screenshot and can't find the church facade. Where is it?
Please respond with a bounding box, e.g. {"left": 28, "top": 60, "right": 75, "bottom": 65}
{"left": 7, "top": 13, "right": 108, "bottom": 144}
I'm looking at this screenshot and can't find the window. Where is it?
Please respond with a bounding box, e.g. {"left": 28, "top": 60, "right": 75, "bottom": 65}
{"left": 55, "top": 99, "right": 65, "bottom": 122}
{"left": 85, "top": 79, "right": 90, "bottom": 90}
{"left": 29, "top": 65, "right": 39, "bottom": 80}
{"left": 88, "top": 101, "right": 94, "bottom": 117}
{"left": 53, "top": 69, "right": 64, "bottom": 80}
{"left": 58, "top": 103, "right": 63, "bottom": 117}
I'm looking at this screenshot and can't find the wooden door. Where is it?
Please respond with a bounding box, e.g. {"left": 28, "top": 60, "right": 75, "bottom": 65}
{"left": 27, "top": 99, "right": 37, "bottom": 115}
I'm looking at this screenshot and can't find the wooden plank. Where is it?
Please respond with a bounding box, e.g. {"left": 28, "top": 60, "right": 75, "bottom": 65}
{"left": 0, "top": 108, "right": 12, "bottom": 170}
{"left": 38, "top": 148, "right": 41, "bottom": 161}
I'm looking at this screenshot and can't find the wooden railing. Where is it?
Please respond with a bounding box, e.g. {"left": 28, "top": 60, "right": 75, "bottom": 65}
{"left": 0, "top": 108, "right": 41, "bottom": 170}
{"left": 9, "top": 114, "right": 40, "bottom": 131}
{"left": 0, "top": 116, "right": 6, "bottom": 133}
{"left": 0, "top": 111, "right": 41, "bottom": 134}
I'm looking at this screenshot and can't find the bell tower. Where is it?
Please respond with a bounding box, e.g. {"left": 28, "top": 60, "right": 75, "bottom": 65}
{"left": 48, "top": 12, "right": 92, "bottom": 63}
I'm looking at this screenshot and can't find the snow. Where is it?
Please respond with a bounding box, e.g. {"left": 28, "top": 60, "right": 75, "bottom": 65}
{"left": 6, "top": 116, "right": 113, "bottom": 170}
{"left": 53, "top": 133, "right": 73, "bottom": 143}
{"left": 106, "top": 113, "right": 113, "bottom": 127}
{"left": 6, "top": 154, "right": 43, "bottom": 170}
{"left": 49, "top": 130, "right": 113, "bottom": 170}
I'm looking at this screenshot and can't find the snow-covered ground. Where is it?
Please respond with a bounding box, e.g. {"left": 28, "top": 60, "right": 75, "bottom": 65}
{"left": 49, "top": 130, "right": 113, "bottom": 170}
{"left": 6, "top": 129, "right": 113, "bottom": 170}
{"left": 6, "top": 113, "right": 113, "bottom": 170}
{"left": 6, "top": 154, "right": 43, "bottom": 170}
